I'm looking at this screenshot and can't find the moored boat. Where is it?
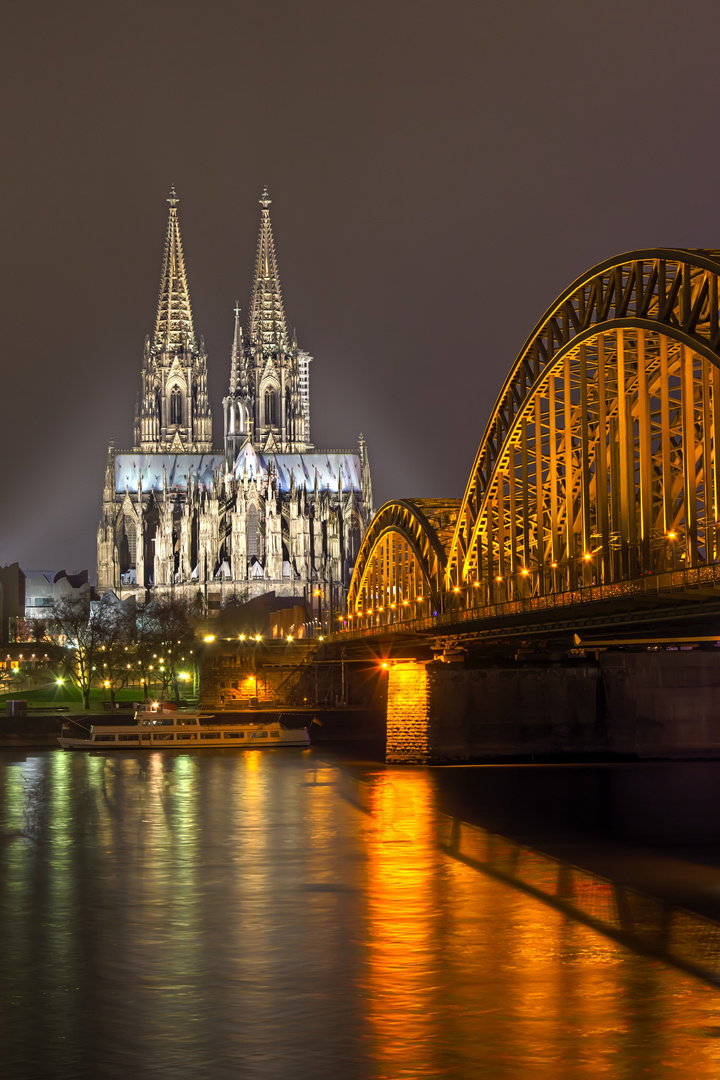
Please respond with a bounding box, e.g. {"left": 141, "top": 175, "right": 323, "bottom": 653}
{"left": 58, "top": 701, "right": 311, "bottom": 750}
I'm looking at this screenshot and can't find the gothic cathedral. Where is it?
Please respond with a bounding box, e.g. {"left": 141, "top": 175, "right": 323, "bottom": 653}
{"left": 97, "top": 189, "right": 373, "bottom": 614}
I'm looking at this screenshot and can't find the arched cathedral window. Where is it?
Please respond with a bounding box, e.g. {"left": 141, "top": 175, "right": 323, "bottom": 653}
{"left": 264, "top": 389, "right": 277, "bottom": 427}
{"left": 124, "top": 518, "right": 137, "bottom": 569}
{"left": 247, "top": 505, "right": 258, "bottom": 558}
{"left": 170, "top": 386, "right": 182, "bottom": 425}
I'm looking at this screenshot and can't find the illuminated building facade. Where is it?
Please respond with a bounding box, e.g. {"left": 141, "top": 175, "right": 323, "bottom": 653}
{"left": 97, "top": 189, "right": 373, "bottom": 612}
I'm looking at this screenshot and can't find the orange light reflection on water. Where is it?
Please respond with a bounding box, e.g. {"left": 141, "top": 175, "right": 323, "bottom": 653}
{"left": 364, "top": 771, "right": 445, "bottom": 1076}
{"left": 361, "top": 772, "right": 720, "bottom": 1079}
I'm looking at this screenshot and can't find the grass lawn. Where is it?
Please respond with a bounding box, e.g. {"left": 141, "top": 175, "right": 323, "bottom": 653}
{"left": 0, "top": 684, "right": 149, "bottom": 706}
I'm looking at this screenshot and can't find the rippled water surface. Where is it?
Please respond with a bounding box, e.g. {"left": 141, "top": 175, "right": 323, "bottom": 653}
{"left": 1, "top": 748, "right": 719, "bottom": 1079}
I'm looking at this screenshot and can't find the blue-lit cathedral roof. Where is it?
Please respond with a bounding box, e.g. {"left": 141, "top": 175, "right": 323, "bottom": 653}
{"left": 114, "top": 447, "right": 363, "bottom": 494}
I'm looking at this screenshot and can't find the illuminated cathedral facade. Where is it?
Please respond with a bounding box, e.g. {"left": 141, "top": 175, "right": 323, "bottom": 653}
{"left": 97, "top": 188, "right": 373, "bottom": 613}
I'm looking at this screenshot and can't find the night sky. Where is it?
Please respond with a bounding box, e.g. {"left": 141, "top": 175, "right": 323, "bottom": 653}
{"left": 2, "top": 0, "right": 719, "bottom": 575}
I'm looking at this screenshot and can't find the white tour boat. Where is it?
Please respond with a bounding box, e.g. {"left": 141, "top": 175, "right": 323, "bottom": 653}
{"left": 58, "top": 701, "right": 311, "bottom": 750}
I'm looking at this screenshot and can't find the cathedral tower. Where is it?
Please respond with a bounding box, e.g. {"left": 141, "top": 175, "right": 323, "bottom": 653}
{"left": 134, "top": 187, "right": 213, "bottom": 452}
{"left": 223, "top": 189, "right": 312, "bottom": 457}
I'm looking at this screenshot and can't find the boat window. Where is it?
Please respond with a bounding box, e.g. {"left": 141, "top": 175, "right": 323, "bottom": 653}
{"left": 95, "top": 734, "right": 116, "bottom": 741}
{"left": 118, "top": 734, "right": 138, "bottom": 742}
{"left": 141, "top": 734, "right": 151, "bottom": 741}
{"left": 224, "top": 732, "right": 242, "bottom": 739}
{"left": 270, "top": 731, "right": 280, "bottom": 738}
{"left": 153, "top": 733, "right": 173, "bottom": 741}
{"left": 200, "top": 732, "right": 217, "bottom": 739}
{"left": 255, "top": 731, "right": 269, "bottom": 739}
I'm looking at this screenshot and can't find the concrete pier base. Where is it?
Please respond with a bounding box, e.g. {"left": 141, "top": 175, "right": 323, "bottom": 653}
{"left": 386, "top": 651, "right": 720, "bottom": 764}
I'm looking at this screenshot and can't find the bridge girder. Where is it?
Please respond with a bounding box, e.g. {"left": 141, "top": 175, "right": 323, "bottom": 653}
{"left": 445, "top": 250, "right": 720, "bottom": 601}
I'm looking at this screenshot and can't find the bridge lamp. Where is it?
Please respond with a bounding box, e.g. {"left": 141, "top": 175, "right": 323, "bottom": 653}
{"left": 521, "top": 568, "right": 530, "bottom": 577}
{"left": 287, "top": 635, "right": 293, "bottom": 642}
{"left": 203, "top": 635, "right": 215, "bottom": 643}
{"left": 380, "top": 661, "right": 389, "bottom": 669}
{"left": 254, "top": 635, "right": 262, "bottom": 642}
{"left": 551, "top": 562, "right": 558, "bottom": 569}
{"left": 391, "top": 603, "right": 396, "bottom": 609}
{"left": 318, "top": 636, "right": 324, "bottom": 641}
{"left": 402, "top": 600, "right": 409, "bottom": 607}
{"left": 56, "top": 677, "right": 64, "bottom": 686}
{"left": 496, "top": 575, "right": 503, "bottom": 583}
{"left": 583, "top": 553, "right": 592, "bottom": 562}
{"left": 667, "top": 531, "right": 676, "bottom": 540}
{"left": 453, "top": 587, "right": 460, "bottom": 593}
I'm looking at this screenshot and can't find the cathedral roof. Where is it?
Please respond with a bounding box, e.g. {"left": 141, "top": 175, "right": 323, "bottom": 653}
{"left": 235, "top": 443, "right": 362, "bottom": 492}
{"left": 153, "top": 186, "right": 196, "bottom": 353}
{"left": 247, "top": 188, "right": 290, "bottom": 357}
{"left": 115, "top": 453, "right": 224, "bottom": 493}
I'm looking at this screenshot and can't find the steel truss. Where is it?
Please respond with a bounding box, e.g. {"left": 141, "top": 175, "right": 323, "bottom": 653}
{"left": 348, "top": 250, "right": 720, "bottom": 628}
{"left": 448, "top": 249, "right": 720, "bottom": 599}
{"left": 347, "top": 499, "right": 455, "bottom": 624}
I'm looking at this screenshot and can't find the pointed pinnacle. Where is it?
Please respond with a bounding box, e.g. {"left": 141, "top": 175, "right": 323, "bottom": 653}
{"left": 168, "top": 184, "right": 179, "bottom": 207}
{"left": 259, "top": 186, "right": 271, "bottom": 209}
{"left": 233, "top": 300, "right": 241, "bottom": 319}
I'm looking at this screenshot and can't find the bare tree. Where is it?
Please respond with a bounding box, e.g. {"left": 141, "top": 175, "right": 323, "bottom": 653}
{"left": 49, "top": 595, "right": 102, "bottom": 709}
{"left": 130, "top": 594, "right": 200, "bottom": 703}
{"left": 95, "top": 597, "right": 136, "bottom": 707}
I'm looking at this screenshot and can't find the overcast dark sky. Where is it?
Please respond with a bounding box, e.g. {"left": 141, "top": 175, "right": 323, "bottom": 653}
{"left": 2, "top": 0, "right": 719, "bottom": 575}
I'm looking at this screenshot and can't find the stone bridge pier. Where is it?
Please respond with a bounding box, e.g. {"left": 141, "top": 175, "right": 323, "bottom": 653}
{"left": 385, "top": 652, "right": 720, "bottom": 764}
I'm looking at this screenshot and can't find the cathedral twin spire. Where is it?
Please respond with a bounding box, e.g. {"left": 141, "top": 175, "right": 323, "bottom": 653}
{"left": 136, "top": 185, "right": 310, "bottom": 457}
{"left": 134, "top": 186, "right": 211, "bottom": 452}
{"left": 153, "top": 185, "right": 196, "bottom": 354}
{"left": 247, "top": 187, "right": 290, "bottom": 358}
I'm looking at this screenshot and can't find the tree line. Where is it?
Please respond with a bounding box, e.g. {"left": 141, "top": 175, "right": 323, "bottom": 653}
{"left": 48, "top": 593, "right": 202, "bottom": 709}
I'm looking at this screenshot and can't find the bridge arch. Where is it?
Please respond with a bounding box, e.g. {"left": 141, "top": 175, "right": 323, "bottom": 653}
{"left": 445, "top": 249, "right": 720, "bottom": 602}
{"left": 347, "top": 499, "right": 459, "bottom": 627}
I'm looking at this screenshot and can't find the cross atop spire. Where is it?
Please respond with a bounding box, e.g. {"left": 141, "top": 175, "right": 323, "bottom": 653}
{"left": 248, "top": 189, "right": 288, "bottom": 356}
{"left": 154, "top": 187, "right": 195, "bottom": 352}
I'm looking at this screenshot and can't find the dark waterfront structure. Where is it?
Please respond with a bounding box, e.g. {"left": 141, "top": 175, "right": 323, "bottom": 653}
{"left": 329, "top": 250, "right": 720, "bottom": 762}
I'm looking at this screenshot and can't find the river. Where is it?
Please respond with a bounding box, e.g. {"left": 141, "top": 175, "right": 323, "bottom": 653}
{"left": 1, "top": 746, "right": 720, "bottom": 1078}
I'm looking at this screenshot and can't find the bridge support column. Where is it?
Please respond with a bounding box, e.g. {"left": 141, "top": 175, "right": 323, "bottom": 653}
{"left": 386, "top": 661, "right": 432, "bottom": 764}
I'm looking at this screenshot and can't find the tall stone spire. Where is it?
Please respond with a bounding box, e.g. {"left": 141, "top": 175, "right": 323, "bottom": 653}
{"left": 134, "top": 187, "right": 212, "bottom": 453}
{"left": 247, "top": 187, "right": 289, "bottom": 356}
{"left": 153, "top": 185, "right": 195, "bottom": 352}
{"left": 228, "top": 301, "right": 245, "bottom": 395}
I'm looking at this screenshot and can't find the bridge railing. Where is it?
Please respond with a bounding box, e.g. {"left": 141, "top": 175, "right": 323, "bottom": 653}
{"left": 337, "top": 563, "right": 720, "bottom": 640}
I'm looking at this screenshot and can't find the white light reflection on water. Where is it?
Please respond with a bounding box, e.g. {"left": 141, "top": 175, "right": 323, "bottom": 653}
{"left": 0, "top": 751, "right": 719, "bottom": 1079}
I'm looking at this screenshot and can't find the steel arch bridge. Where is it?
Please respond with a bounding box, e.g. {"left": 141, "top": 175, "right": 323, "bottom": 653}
{"left": 347, "top": 499, "right": 459, "bottom": 626}
{"left": 346, "top": 248, "right": 720, "bottom": 633}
